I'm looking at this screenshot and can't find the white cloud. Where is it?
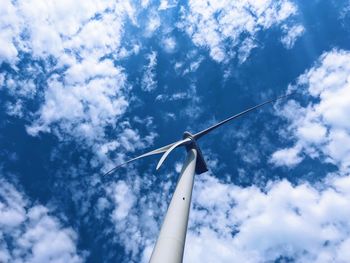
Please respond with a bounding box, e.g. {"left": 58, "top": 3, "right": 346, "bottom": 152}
{"left": 0, "top": 30, "right": 19, "bottom": 66}
{"left": 238, "top": 38, "right": 258, "bottom": 64}
{"left": 162, "top": 37, "right": 176, "bottom": 53}
{"left": 270, "top": 144, "right": 303, "bottom": 167}
{"left": 339, "top": 2, "right": 350, "bottom": 20}
{"left": 141, "top": 51, "right": 158, "bottom": 92}
{"left": 158, "top": 0, "right": 177, "bottom": 11}
{"left": 2, "top": 70, "right": 38, "bottom": 117}
{"left": 181, "top": 56, "right": 205, "bottom": 75}
{"left": 0, "top": 179, "right": 84, "bottom": 263}
{"left": 179, "top": 0, "right": 299, "bottom": 63}
{"left": 105, "top": 175, "right": 169, "bottom": 262}
{"left": 0, "top": 0, "right": 21, "bottom": 66}
{"left": 110, "top": 181, "right": 135, "bottom": 221}
{"left": 182, "top": 173, "right": 350, "bottom": 262}
{"left": 26, "top": 59, "right": 128, "bottom": 144}
{"left": 272, "top": 49, "right": 350, "bottom": 172}
{"left": 188, "top": 56, "right": 204, "bottom": 72}
{"left": 94, "top": 121, "right": 157, "bottom": 172}
{"left": 141, "top": 0, "right": 151, "bottom": 9}
{"left": 155, "top": 92, "right": 188, "bottom": 102}
{"left": 0, "top": 0, "right": 135, "bottom": 125}
{"left": 146, "top": 11, "right": 161, "bottom": 36}
{"left": 174, "top": 52, "right": 205, "bottom": 76}
{"left": 281, "top": 24, "right": 305, "bottom": 49}
{"left": 0, "top": 74, "right": 5, "bottom": 87}
{"left": 0, "top": 0, "right": 134, "bottom": 63}
{"left": 6, "top": 100, "right": 24, "bottom": 117}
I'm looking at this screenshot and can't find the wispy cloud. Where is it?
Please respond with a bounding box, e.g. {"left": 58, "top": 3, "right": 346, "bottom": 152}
{"left": 141, "top": 51, "right": 158, "bottom": 92}
{"left": 281, "top": 24, "right": 305, "bottom": 49}
{"left": 179, "top": 0, "right": 299, "bottom": 63}
{"left": 162, "top": 37, "right": 176, "bottom": 53}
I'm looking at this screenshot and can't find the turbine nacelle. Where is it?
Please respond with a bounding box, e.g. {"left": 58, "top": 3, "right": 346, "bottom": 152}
{"left": 183, "top": 131, "right": 194, "bottom": 140}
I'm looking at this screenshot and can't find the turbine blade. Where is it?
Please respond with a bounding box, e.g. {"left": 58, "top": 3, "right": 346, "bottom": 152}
{"left": 103, "top": 141, "right": 184, "bottom": 176}
{"left": 156, "top": 138, "right": 191, "bottom": 170}
{"left": 193, "top": 94, "right": 293, "bottom": 140}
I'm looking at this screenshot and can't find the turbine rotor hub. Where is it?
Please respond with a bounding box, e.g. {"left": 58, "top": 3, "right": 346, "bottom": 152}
{"left": 183, "top": 131, "right": 194, "bottom": 140}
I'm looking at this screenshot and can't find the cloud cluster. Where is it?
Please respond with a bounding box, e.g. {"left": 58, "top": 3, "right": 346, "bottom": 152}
{"left": 0, "top": 179, "right": 84, "bottom": 263}
{"left": 0, "top": 0, "right": 135, "bottom": 65}
{"left": 183, "top": 173, "right": 350, "bottom": 263}
{"left": 0, "top": 0, "right": 134, "bottom": 135}
{"left": 26, "top": 59, "right": 128, "bottom": 144}
{"left": 179, "top": 0, "right": 300, "bottom": 63}
{"left": 271, "top": 49, "right": 350, "bottom": 173}
{"left": 0, "top": 0, "right": 160, "bottom": 169}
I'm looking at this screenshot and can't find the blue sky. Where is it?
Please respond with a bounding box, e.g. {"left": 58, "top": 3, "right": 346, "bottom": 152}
{"left": 1, "top": 0, "right": 350, "bottom": 262}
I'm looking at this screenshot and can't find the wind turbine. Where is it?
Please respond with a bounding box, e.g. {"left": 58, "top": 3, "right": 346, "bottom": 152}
{"left": 104, "top": 94, "right": 291, "bottom": 263}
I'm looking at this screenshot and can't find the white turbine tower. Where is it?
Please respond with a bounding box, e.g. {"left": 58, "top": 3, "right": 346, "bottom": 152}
{"left": 104, "top": 94, "right": 292, "bottom": 263}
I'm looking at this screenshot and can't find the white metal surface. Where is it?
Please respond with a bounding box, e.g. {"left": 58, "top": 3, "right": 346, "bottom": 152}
{"left": 149, "top": 148, "right": 197, "bottom": 263}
